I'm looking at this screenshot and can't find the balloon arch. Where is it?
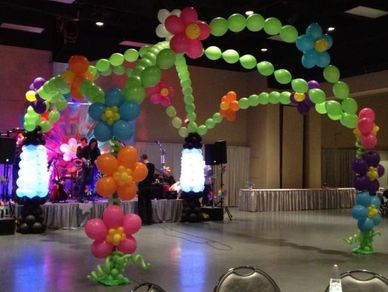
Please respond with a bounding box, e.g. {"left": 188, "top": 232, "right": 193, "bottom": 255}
{"left": 17, "top": 6, "right": 384, "bottom": 286}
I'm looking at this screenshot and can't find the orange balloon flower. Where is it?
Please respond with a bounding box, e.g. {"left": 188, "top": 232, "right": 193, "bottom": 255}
{"left": 95, "top": 146, "right": 148, "bottom": 201}
{"left": 219, "top": 91, "right": 239, "bottom": 121}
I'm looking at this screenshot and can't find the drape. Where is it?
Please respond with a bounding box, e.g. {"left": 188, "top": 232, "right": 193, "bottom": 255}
{"left": 321, "top": 148, "right": 355, "bottom": 187}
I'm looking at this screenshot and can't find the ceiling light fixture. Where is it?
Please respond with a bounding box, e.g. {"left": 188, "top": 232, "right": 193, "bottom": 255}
{"left": 345, "top": 6, "right": 388, "bottom": 18}
{"left": 261, "top": 48, "right": 268, "bottom": 52}
{"left": 245, "top": 11, "right": 254, "bottom": 16}
{"left": 95, "top": 21, "right": 104, "bottom": 27}
{"left": 0, "top": 22, "right": 44, "bottom": 33}
{"left": 327, "top": 27, "right": 335, "bottom": 32}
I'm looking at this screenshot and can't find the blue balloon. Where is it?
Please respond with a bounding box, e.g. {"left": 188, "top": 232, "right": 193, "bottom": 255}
{"left": 306, "top": 23, "right": 322, "bottom": 39}
{"left": 322, "top": 34, "right": 333, "bottom": 49}
{"left": 356, "top": 192, "right": 371, "bottom": 207}
{"left": 370, "top": 196, "right": 382, "bottom": 209}
{"left": 358, "top": 218, "right": 375, "bottom": 232}
{"left": 105, "top": 87, "right": 124, "bottom": 107}
{"left": 94, "top": 122, "right": 112, "bottom": 142}
{"left": 301, "top": 50, "right": 318, "bottom": 68}
{"left": 113, "top": 120, "right": 134, "bottom": 141}
{"left": 88, "top": 102, "right": 105, "bottom": 121}
{"left": 351, "top": 205, "right": 367, "bottom": 221}
{"left": 296, "top": 35, "right": 314, "bottom": 52}
{"left": 373, "top": 215, "right": 382, "bottom": 226}
{"left": 119, "top": 101, "right": 140, "bottom": 121}
{"left": 316, "top": 52, "right": 330, "bottom": 68}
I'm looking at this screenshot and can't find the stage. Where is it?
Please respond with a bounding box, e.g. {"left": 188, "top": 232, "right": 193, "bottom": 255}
{"left": 15, "top": 199, "right": 183, "bottom": 229}
{"left": 238, "top": 188, "right": 356, "bottom": 212}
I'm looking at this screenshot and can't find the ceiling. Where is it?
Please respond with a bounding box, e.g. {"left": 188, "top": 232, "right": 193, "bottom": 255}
{"left": 1, "top": 0, "right": 388, "bottom": 82}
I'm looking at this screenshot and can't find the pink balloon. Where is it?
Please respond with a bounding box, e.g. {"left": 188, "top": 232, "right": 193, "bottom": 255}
{"left": 123, "top": 213, "right": 142, "bottom": 235}
{"left": 198, "top": 22, "right": 210, "bottom": 40}
{"left": 85, "top": 218, "right": 107, "bottom": 241}
{"left": 361, "top": 134, "right": 377, "bottom": 149}
{"left": 150, "top": 94, "right": 161, "bottom": 105}
{"left": 358, "top": 117, "right": 373, "bottom": 135}
{"left": 181, "top": 7, "right": 198, "bottom": 25}
{"left": 117, "top": 236, "right": 137, "bottom": 254}
{"left": 359, "top": 108, "right": 375, "bottom": 121}
{"left": 103, "top": 205, "right": 124, "bottom": 229}
{"left": 185, "top": 39, "right": 203, "bottom": 59}
{"left": 160, "top": 97, "right": 171, "bottom": 107}
{"left": 91, "top": 241, "right": 114, "bottom": 258}
{"left": 165, "top": 15, "right": 184, "bottom": 34}
{"left": 170, "top": 34, "right": 188, "bottom": 53}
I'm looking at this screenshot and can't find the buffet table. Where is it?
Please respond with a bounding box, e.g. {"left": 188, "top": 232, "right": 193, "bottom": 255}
{"left": 15, "top": 199, "right": 183, "bottom": 229}
{"left": 238, "top": 188, "right": 356, "bottom": 212}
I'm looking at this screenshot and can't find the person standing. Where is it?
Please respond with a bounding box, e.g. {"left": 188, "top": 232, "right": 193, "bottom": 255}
{"left": 138, "top": 154, "right": 155, "bottom": 225}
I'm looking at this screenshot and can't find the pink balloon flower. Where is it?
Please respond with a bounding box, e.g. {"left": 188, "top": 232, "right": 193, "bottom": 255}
{"left": 59, "top": 138, "right": 78, "bottom": 161}
{"left": 85, "top": 205, "right": 142, "bottom": 258}
{"left": 146, "top": 80, "right": 174, "bottom": 107}
{"left": 165, "top": 7, "right": 210, "bottom": 59}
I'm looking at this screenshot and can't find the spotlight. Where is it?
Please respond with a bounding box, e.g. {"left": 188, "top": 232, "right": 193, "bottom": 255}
{"left": 95, "top": 21, "right": 104, "bottom": 27}
{"left": 327, "top": 26, "right": 335, "bottom": 32}
{"left": 261, "top": 48, "right": 268, "bottom": 52}
{"left": 245, "top": 11, "right": 254, "bottom": 16}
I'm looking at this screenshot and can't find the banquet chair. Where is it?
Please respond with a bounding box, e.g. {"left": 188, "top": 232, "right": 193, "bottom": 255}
{"left": 324, "top": 270, "right": 388, "bottom": 292}
{"left": 130, "top": 282, "right": 167, "bottom": 292}
{"left": 214, "top": 266, "right": 281, "bottom": 292}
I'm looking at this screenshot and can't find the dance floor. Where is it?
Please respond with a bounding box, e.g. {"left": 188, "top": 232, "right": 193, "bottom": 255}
{"left": 1, "top": 208, "right": 388, "bottom": 292}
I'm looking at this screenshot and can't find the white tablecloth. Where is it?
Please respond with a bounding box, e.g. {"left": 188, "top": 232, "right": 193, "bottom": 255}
{"left": 238, "top": 188, "right": 356, "bottom": 212}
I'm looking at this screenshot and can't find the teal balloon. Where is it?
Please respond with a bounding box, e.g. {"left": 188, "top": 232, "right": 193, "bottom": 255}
{"left": 209, "top": 17, "right": 228, "bottom": 36}
{"left": 264, "top": 17, "right": 282, "bottom": 35}
{"left": 222, "top": 49, "right": 239, "bottom": 64}
{"left": 124, "top": 48, "right": 139, "bottom": 62}
{"left": 105, "top": 87, "right": 124, "bottom": 106}
{"left": 323, "top": 65, "right": 340, "bottom": 83}
{"left": 274, "top": 69, "right": 292, "bottom": 84}
{"left": 333, "top": 81, "right": 349, "bottom": 99}
{"left": 351, "top": 205, "right": 367, "bottom": 220}
{"left": 228, "top": 13, "right": 246, "bottom": 32}
{"left": 340, "top": 113, "right": 358, "bottom": 129}
{"left": 258, "top": 92, "right": 269, "bottom": 104}
{"left": 88, "top": 102, "right": 105, "bottom": 121}
{"left": 238, "top": 97, "right": 249, "bottom": 109}
{"left": 113, "top": 120, "right": 134, "bottom": 141}
{"left": 342, "top": 98, "right": 358, "bottom": 114}
{"left": 306, "top": 23, "right": 322, "bottom": 39}
{"left": 119, "top": 101, "right": 140, "bottom": 121}
{"left": 308, "top": 89, "right": 326, "bottom": 104}
{"left": 291, "top": 78, "right": 308, "bottom": 93}
{"left": 141, "top": 66, "right": 161, "bottom": 87}
{"left": 240, "top": 54, "right": 257, "bottom": 70}
{"left": 246, "top": 14, "right": 264, "bottom": 32}
{"left": 94, "top": 122, "right": 112, "bottom": 142}
{"left": 205, "top": 46, "right": 222, "bottom": 60}
{"left": 269, "top": 91, "right": 280, "bottom": 104}
{"left": 279, "top": 91, "right": 291, "bottom": 104}
{"left": 257, "top": 61, "right": 274, "bottom": 76}
{"left": 156, "top": 49, "right": 176, "bottom": 69}
{"left": 356, "top": 192, "right": 371, "bottom": 207}
{"left": 280, "top": 25, "right": 298, "bottom": 43}
{"left": 248, "top": 94, "right": 259, "bottom": 107}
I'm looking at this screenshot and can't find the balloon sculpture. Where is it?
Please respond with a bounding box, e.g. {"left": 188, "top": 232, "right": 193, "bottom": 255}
{"left": 19, "top": 7, "right": 384, "bottom": 255}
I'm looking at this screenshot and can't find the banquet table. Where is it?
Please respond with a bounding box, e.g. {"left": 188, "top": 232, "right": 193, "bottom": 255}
{"left": 238, "top": 188, "right": 356, "bottom": 212}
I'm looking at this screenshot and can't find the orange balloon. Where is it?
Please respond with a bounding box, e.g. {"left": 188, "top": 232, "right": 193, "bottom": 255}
{"left": 95, "top": 176, "right": 117, "bottom": 197}
{"left": 82, "top": 70, "right": 94, "bottom": 81}
{"left": 62, "top": 70, "right": 75, "bottom": 84}
{"left": 118, "top": 146, "right": 138, "bottom": 169}
{"left": 69, "top": 55, "right": 89, "bottom": 74}
{"left": 226, "top": 91, "right": 237, "bottom": 102}
{"left": 229, "top": 100, "right": 239, "bottom": 111}
{"left": 221, "top": 95, "right": 227, "bottom": 102}
{"left": 117, "top": 182, "right": 137, "bottom": 201}
{"left": 132, "top": 162, "right": 148, "bottom": 182}
{"left": 96, "top": 154, "right": 118, "bottom": 175}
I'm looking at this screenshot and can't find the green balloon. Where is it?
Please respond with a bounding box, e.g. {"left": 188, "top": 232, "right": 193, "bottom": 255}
{"left": 341, "top": 98, "right": 358, "bottom": 114}
{"left": 113, "top": 66, "right": 126, "bottom": 75}
{"left": 24, "top": 121, "right": 36, "bottom": 132}
{"left": 279, "top": 91, "right": 291, "bottom": 104}
{"left": 197, "top": 125, "right": 208, "bottom": 136}
{"left": 139, "top": 46, "right": 150, "bottom": 57}
{"left": 246, "top": 14, "right": 264, "bottom": 32}
{"left": 178, "top": 127, "right": 188, "bottom": 138}
{"left": 228, "top": 13, "right": 246, "bottom": 32}
{"left": 187, "top": 111, "right": 196, "bottom": 121}
{"left": 156, "top": 49, "right": 176, "bottom": 69}
{"left": 258, "top": 92, "right": 269, "bottom": 104}
{"left": 248, "top": 94, "right": 259, "bottom": 107}
{"left": 238, "top": 97, "right": 249, "bottom": 109}
{"left": 49, "top": 110, "right": 60, "bottom": 123}
{"left": 37, "top": 87, "right": 53, "bottom": 100}
{"left": 183, "top": 87, "right": 193, "bottom": 96}
{"left": 52, "top": 76, "right": 69, "bottom": 94}
{"left": 126, "top": 76, "right": 141, "bottom": 88}
{"left": 240, "top": 54, "right": 257, "bottom": 70}
{"left": 141, "top": 66, "right": 161, "bottom": 87}
{"left": 96, "top": 59, "right": 110, "bottom": 72}
{"left": 323, "top": 65, "right": 340, "bottom": 83}
{"left": 326, "top": 100, "right": 342, "bottom": 119}
{"left": 27, "top": 106, "right": 35, "bottom": 114}
{"left": 144, "top": 52, "right": 157, "bottom": 63}
{"left": 187, "top": 121, "right": 198, "bottom": 132}
{"left": 100, "top": 68, "right": 112, "bottom": 76}
{"left": 308, "top": 89, "right": 326, "bottom": 104}
{"left": 205, "top": 46, "right": 222, "bottom": 60}
{"left": 291, "top": 78, "right": 308, "bottom": 93}
{"left": 269, "top": 91, "right": 280, "bottom": 104}
{"left": 340, "top": 113, "right": 358, "bottom": 129}
{"left": 210, "top": 17, "right": 228, "bottom": 36}
{"left": 222, "top": 49, "right": 240, "bottom": 64}
{"left": 55, "top": 97, "right": 68, "bottom": 111}
{"left": 264, "top": 17, "right": 282, "bottom": 35}
{"left": 166, "top": 106, "right": 176, "bottom": 117}
{"left": 184, "top": 95, "right": 194, "bottom": 104}
{"left": 280, "top": 25, "right": 298, "bottom": 43}
{"left": 333, "top": 81, "right": 349, "bottom": 99}
{"left": 185, "top": 104, "right": 196, "bottom": 115}
{"left": 213, "top": 112, "right": 223, "bottom": 123}
{"left": 315, "top": 102, "right": 327, "bottom": 114}
{"left": 257, "top": 61, "right": 274, "bottom": 76}
{"left": 124, "top": 49, "right": 139, "bottom": 62}
{"left": 205, "top": 118, "right": 215, "bottom": 129}
{"left": 39, "top": 120, "right": 51, "bottom": 133}
{"left": 172, "top": 117, "right": 182, "bottom": 128}
{"left": 124, "top": 86, "right": 145, "bottom": 103}
{"left": 328, "top": 112, "right": 342, "bottom": 121}
{"left": 109, "top": 53, "right": 124, "bottom": 66}
{"left": 274, "top": 69, "right": 292, "bottom": 84}
{"left": 131, "top": 67, "right": 145, "bottom": 78}
{"left": 138, "top": 58, "right": 153, "bottom": 68}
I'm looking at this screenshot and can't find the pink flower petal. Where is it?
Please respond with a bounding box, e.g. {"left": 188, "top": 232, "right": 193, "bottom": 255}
{"left": 60, "top": 143, "right": 70, "bottom": 153}
{"left": 170, "top": 34, "right": 189, "bottom": 53}
{"left": 91, "top": 241, "right": 114, "bottom": 258}
{"left": 146, "top": 85, "right": 160, "bottom": 95}
{"left": 63, "top": 152, "right": 73, "bottom": 162}
{"left": 151, "top": 94, "right": 161, "bottom": 105}
{"left": 68, "top": 138, "right": 77, "bottom": 147}
{"left": 198, "top": 21, "right": 210, "bottom": 40}
{"left": 160, "top": 97, "right": 171, "bottom": 107}
{"left": 85, "top": 218, "right": 107, "bottom": 241}
{"left": 181, "top": 7, "right": 198, "bottom": 25}
{"left": 165, "top": 15, "right": 185, "bottom": 34}
{"left": 185, "top": 39, "right": 203, "bottom": 59}
{"left": 117, "top": 236, "right": 137, "bottom": 254}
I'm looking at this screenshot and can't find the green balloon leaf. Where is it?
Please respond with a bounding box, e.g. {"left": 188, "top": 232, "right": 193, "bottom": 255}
{"left": 333, "top": 81, "right": 349, "bottom": 99}
{"left": 308, "top": 89, "right": 326, "bottom": 104}
{"left": 280, "top": 25, "right": 298, "bottom": 43}
{"left": 341, "top": 98, "right": 358, "bottom": 114}
{"left": 240, "top": 54, "right": 257, "bottom": 70}
{"left": 228, "top": 13, "right": 246, "bottom": 32}
{"left": 166, "top": 106, "right": 176, "bottom": 117}
{"left": 323, "top": 65, "right": 340, "bottom": 83}
{"left": 109, "top": 53, "right": 124, "bottom": 67}
{"left": 258, "top": 92, "right": 269, "bottom": 104}
{"left": 96, "top": 59, "right": 111, "bottom": 72}
{"left": 205, "top": 118, "right": 215, "bottom": 129}
{"left": 197, "top": 125, "right": 208, "bottom": 136}
{"left": 178, "top": 127, "right": 188, "bottom": 138}
{"left": 291, "top": 78, "right": 308, "bottom": 93}
{"left": 315, "top": 102, "right": 327, "bottom": 114}
{"left": 172, "top": 117, "right": 182, "bottom": 128}
{"left": 246, "top": 14, "right": 264, "bottom": 32}
{"left": 124, "top": 49, "right": 139, "bottom": 62}
{"left": 274, "top": 69, "right": 292, "bottom": 84}
{"left": 279, "top": 91, "right": 291, "bottom": 104}
{"left": 340, "top": 113, "right": 358, "bottom": 129}
{"left": 269, "top": 91, "right": 280, "bottom": 104}
{"left": 210, "top": 17, "right": 228, "bottom": 36}
{"left": 238, "top": 97, "right": 249, "bottom": 109}
{"left": 264, "top": 17, "right": 282, "bottom": 35}
{"left": 205, "top": 46, "right": 222, "bottom": 61}
{"left": 213, "top": 113, "right": 223, "bottom": 123}
{"left": 248, "top": 94, "right": 259, "bottom": 107}
{"left": 222, "top": 49, "right": 240, "bottom": 64}
{"left": 257, "top": 61, "right": 274, "bottom": 76}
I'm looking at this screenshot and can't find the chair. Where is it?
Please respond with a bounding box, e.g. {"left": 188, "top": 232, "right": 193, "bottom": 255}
{"left": 325, "top": 270, "right": 388, "bottom": 292}
{"left": 130, "top": 282, "right": 167, "bottom": 292}
{"left": 214, "top": 266, "right": 281, "bottom": 292}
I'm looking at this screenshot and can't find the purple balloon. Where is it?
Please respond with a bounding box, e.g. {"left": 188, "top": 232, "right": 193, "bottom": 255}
{"left": 368, "top": 179, "right": 380, "bottom": 193}
{"left": 29, "top": 83, "right": 35, "bottom": 91}
{"left": 297, "top": 103, "right": 309, "bottom": 114}
{"left": 352, "top": 159, "right": 368, "bottom": 175}
{"left": 290, "top": 93, "right": 298, "bottom": 106}
{"left": 308, "top": 80, "right": 320, "bottom": 89}
{"left": 365, "top": 151, "right": 380, "bottom": 167}
{"left": 354, "top": 175, "right": 369, "bottom": 191}
{"left": 33, "top": 100, "right": 47, "bottom": 114}
{"left": 377, "top": 164, "right": 385, "bottom": 177}
{"left": 33, "top": 77, "right": 46, "bottom": 90}
{"left": 304, "top": 97, "right": 314, "bottom": 107}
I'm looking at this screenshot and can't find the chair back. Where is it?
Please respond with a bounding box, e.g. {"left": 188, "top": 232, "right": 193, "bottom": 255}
{"left": 130, "top": 282, "right": 167, "bottom": 292}
{"left": 214, "top": 266, "right": 281, "bottom": 292}
{"left": 325, "top": 270, "right": 388, "bottom": 292}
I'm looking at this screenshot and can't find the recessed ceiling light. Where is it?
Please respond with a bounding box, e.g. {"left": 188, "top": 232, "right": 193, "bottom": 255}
{"left": 0, "top": 22, "right": 44, "bottom": 33}
{"left": 119, "top": 40, "right": 151, "bottom": 47}
{"left": 95, "top": 21, "right": 104, "bottom": 27}
{"left": 261, "top": 48, "right": 268, "bottom": 52}
{"left": 345, "top": 6, "right": 388, "bottom": 18}
{"left": 245, "top": 11, "right": 254, "bottom": 16}
{"left": 327, "top": 27, "right": 335, "bottom": 32}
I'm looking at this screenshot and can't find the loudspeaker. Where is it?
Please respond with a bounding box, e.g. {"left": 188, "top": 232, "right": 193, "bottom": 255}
{"left": 0, "top": 137, "right": 16, "bottom": 164}
{"left": 204, "top": 144, "right": 216, "bottom": 165}
{"left": 214, "top": 140, "right": 227, "bottom": 164}
{"left": 201, "top": 207, "right": 224, "bottom": 221}
{"left": 0, "top": 218, "right": 15, "bottom": 235}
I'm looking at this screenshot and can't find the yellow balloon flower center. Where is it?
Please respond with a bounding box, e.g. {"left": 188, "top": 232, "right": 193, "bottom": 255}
{"left": 102, "top": 106, "right": 120, "bottom": 125}
{"left": 294, "top": 92, "right": 305, "bottom": 102}
{"left": 160, "top": 87, "right": 169, "bottom": 97}
{"left": 113, "top": 165, "right": 133, "bottom": 186}
{"left": 185, "top": 23, "right": 201, "bottom": 39}
{"left": 106, "top": 227, "right": 126, "bottom": 246}
{"left": 367, "top": 166, "right": 378, "bottom": 181}
{"left": 372, "top": 124, "right": 380, "bottom": 135}
{"left": 367, "top": 204, "right": 379, "bottom": 218}
{"left": 353, "top": 128, "right": 361, "bottom": 138}
{"left": 314, "top": 39, "right": 328, "bottom": 53}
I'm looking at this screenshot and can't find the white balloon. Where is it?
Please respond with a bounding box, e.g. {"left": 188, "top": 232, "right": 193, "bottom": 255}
{"left": 171, "top": 9, "right": 181, "bottom": 16}
{"left": 156, "top": 24, "right": 168, "bottom": 38}
{"left": 157, "top": 9, "right": 170, "bottom": 23}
